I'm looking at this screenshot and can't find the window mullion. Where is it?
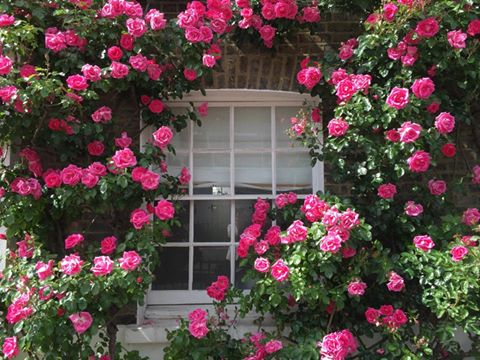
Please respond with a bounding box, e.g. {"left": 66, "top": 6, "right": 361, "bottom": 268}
{"left": 271, "top": 106, "right": 276, "bottom": 197}
{"left": 229, "top": 105, "right": 235, "bottom": 286}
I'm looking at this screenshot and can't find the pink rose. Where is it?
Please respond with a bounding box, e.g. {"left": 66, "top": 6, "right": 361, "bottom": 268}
{"left": 45, "top": 28, "right": 67, "bottom": 53}
{"left": 112, "top": 148, "right": 137, "bottom": 168}
{"left": 473, "top": 165, "right": 480, "bottom": 184}
{"left": 398, "top": 121, "right": 422, "bottom": 143}
{"left": 320, "top": 329, "right": 357, "bottom": 360}
{"left": 411, "top": 77, "right": 435, "bottom": 99}
{"left": 61, "top": 164, "right": 83, "bottom": 186}
{"left": 0, "top": 14, "right": 15, "bottom": 27}
{"left": 462, "top": 208, "right": 480, "bottom": 226}
{"left": 140, "top": 170, "right": 160, "bottom": 190}
{"left": 404, "top": 201, "right": 423, "bottom": 216}
{"left": 259, "top": 25, "right": 276, "bottom": 42}
{"left": 91, "top": 256, "right": 114, "bottom": 276}
{"left": 441, "top": 143, "right": 456, "bottom": 158}
{"left": 152, "top": 126, "right": 173, "bottom": 149}
{"left": 110, "top": 61, "right": 129, "bottom": 79}
{"left": 297, "top": 67, "right": 322, "bottom": 90}
{"left": 302, "top": 6, "right": 320, "bottom": 22}
{"left": 189, "top": 320, "right": 209, "bottom": 339}
{"left": 377, "top": 183, "right": 397, "bottom": 199}
{"left": 115, "top": 132, "right": 132, "bottom": 148}
{"left": 450, "top": 246, "right": 468, "bottom": 262}
{"left": 413, "top": 235, "right": 435, "bottom": 251}
{"left": 155, "top": 200, "right": 175, "bottom": 220}
{"left": 467, "top": 19, "right": 480, "bottom": 36}
{"left": 386, "top": 87, "right": 409, "bottom": 109}
{"left": 148, "top": 99, "right": 164, "bottom": 113}
{"left": 0, "top": 55, "right": 13, "bottom": 75}
{"left": 435, "top": 112, "right": 455, "bottom": 134}
{"left": 254, "top": 257, "right": 270, "bottom": 273}
{"left": 426, "top": 101, "right": 440, "bottom": 113}
{"left": 347, "top": 280, "right": 367, "bottom": 296}
{"left": 202, "top": 54, "right": 216, "bottom": 68}
{"left": 407, "top": 150, "right": 430, "bottom": 173}
{"left": 107, "top": 46, "right": 123, "bottom": 61}
{"left": 287, "top": 220, "right": 307, "bottom": 242}
{"left": 447, "top": 30, "right": 467, "bottom": 49}
{"left": 387, "top": 272, "right": 405, "bottom": 292}
{"left": 126, "top": 18, "right": 147, "bottom": 38}
{"left": 335, "top": 78, "right": 356, "bottom": 102}
{"left": 342, "top": 247, "right": 356, "bottom": 258}
{"left": 35, "top": 260, "right": 54, "bottom": 280}
{"left": 428, "top": 179, "right": 446, "bottom": 195}
{"left": 65, "top": 233, "right": 84, "bottom": 249}
{"left": 415, "top": 17, "right": 439, "bottom": 38}
{"left": 66, "top": 74, "right": 88, "bottom": 91}
{"left": 130, "top": 208, "right": 150, "bottom": 229}
{"left": 81, "top": 170, "right": 99, "bottom": 188}
{"left": 87, "top": 162, "right": 107, "bottom": 176}
{"left": 69, "top": 312, "right": 93, "bottom": 334}
{"left": 327, "top": 118, "right": 349, "bottom": 137}
{"left": 338, "top": 44, "right": 353, "bottom": 60}
{"left": 385, "top": 129, "right": 400, "bottom": 142}
{"left": 271, "top": 259, "right": 289, "bottom": 282}
{"left": 147, "top": 62, "right": 162, "bottom": 80}
{"left": 265, "top": 339, "right": 283, "bottom": 354}
{"left": 91, "top": 106, "right": 112, "bottom": 123}
{"left": 179, "top": 167, "right": 191, "bottom": 185}
{"left": 0, "top": 85, "right": 17, "bottom": 103}
{"left": 43, "top": 169, "right": 62, "bottom": 188}
{"left": 119, "top": 250, "right": 142, "bottom": 271}
{"left": 120, "top": 33, "right": 134, "bottom": 50}
{"left": 183, "top": 68, "right": 197, "bottom": 81}
{"left": 129, "top": 53, "right": 148, "bottom": 72}
{"left": 87, "top": 141, "right": 104, "bottom": 156}
{"left": 383, "top": 3, "right": 397, "bottom": 22}
{"left": 61, "top": 254, "right": 84, "bottom": 275}
{"left": 320, "top": 233, "right": 342, "bottom": 253}
{"left": 198, "top": 102, "right": 208, "bottom": 117}
{"left": 81, "top": 64, "right": 102, "bottom": 82}
{"left": 145, "top": 9, "right": 166, "bottom": 30}
{"left": 365, "top": 308, "right": 380, "bottom": 324}
{"left": 101, "top": 236, "right": 117, "bottom": 255}
{"left": 2, "top": 337, "right": 19, "bottom": 359}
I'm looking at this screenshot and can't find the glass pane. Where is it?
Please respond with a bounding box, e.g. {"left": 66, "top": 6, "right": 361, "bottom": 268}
{"left": 234, "top": 107, "right": 271, "bottom": 149}
{"left": 170, "top": 108, "right": 190, "bottom": 150}
{"left": 168, "top": 201, "right": 189, "bottom": 243}
{"left": 276, "top": 151, "right": 312, "bottom": 194}
{"left": 193, "top": 247, "right": 230, "bottom": 290}
{"left": 194, "top": 201, "right": 230, "bottom": 243}
{"left": 193, "top": 153, "right": 230, "bottom": 195}
{"left": 276, "top": 106, "right": 300, "bottom": 148}
{"left": 193, "top": 107, "right": 229, "bottom": 149}
{"left": 152, "top": 247, "right": 189, "bottom": 290}
{"left": 235, "top": 152, "right": 272, "bottom": 194}
{"left": 235, "top": 200, "right": 272, "bottom": 242}
{"left": 164, "top": 153, "right": 189, "bottom": 178}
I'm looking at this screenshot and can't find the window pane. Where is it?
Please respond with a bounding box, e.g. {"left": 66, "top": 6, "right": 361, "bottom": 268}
{"left": 276, "top": 151, "right": 312, "bottom": 194}
{"left": 235, "top": 152, "right": 272, "bottom": 194}
{"left": 193, "top": 247, "right": 230, "bottom": 290}
{"left": 193, "top": 107, "right": 229, "bottom": 149}
{"left": 234, "top": 107, "right": 271, "bottom": 149}
{"left": 235, "top": 200, "right": 272, "bottom": 242}
{"left": 276, "top": 106, "right": 300, "bottom": 148}
{"left": 170, "top": 108, "right": 190, "bottom": 150}
{"left": 194, "top": 200, "right": 230, "bottom": 243}
{"left": 235, "top": 255, "right": 254, "bottom": 290}
{"left": 165, "top": 153, "right": 189, "bottom": 179}
{"left": 193, "top": 153, "right": 230, "bottom": 195}
{"left": 168, "top": 201, "right": 189, "bottom": 243}
{"left": 152, "top": 247, "right": 189, "bottom": 290}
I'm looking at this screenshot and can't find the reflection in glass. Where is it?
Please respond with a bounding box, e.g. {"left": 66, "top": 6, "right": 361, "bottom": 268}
{"left": 235, "top": 152, "right": 272, "bottom": 194}
{"left": 193, "top": 247, "right": 230, "bottom": 289}
{"left": 169, "top": 201, "right": 189, "bottom": 242}
{"left": 276, "top": 106, "right": 300, "bottom": 148}
{"left": 234, "top": 107, "right": 271, "bottom": 149}
{"left": 193, "top": 107, "right": 230, "bottom": 149}
{"left": 169, "top": 107, "right": 190, "bottom": 150}
{"left": 164, "top": 153, "right": 189, "bottom": 179}
{"left": 276, "top": 151, "right": 312, "bottom": 194}
{"left": 194, "top": 201, "right": 230, "bottom": 243}
{"left": 235, "top": 200, "right": 271, "bottom": 242}
{"left": 193, "top": 153, "right": 230, "bottom": 195}
{"left": 152, "top": 247, "right": 189, "bottom": 290}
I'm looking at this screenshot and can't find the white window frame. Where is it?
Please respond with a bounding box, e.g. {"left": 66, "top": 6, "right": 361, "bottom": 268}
{"left": 0, "top": 146, "right": 10, "bottom": 271}
{"left": 140, "top": 89, "right": 323, "bottom": 310}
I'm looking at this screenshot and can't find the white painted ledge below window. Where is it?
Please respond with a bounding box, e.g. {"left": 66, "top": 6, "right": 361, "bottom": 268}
{"left": 120, "top": 305, "right": 274, "bottom": 345}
